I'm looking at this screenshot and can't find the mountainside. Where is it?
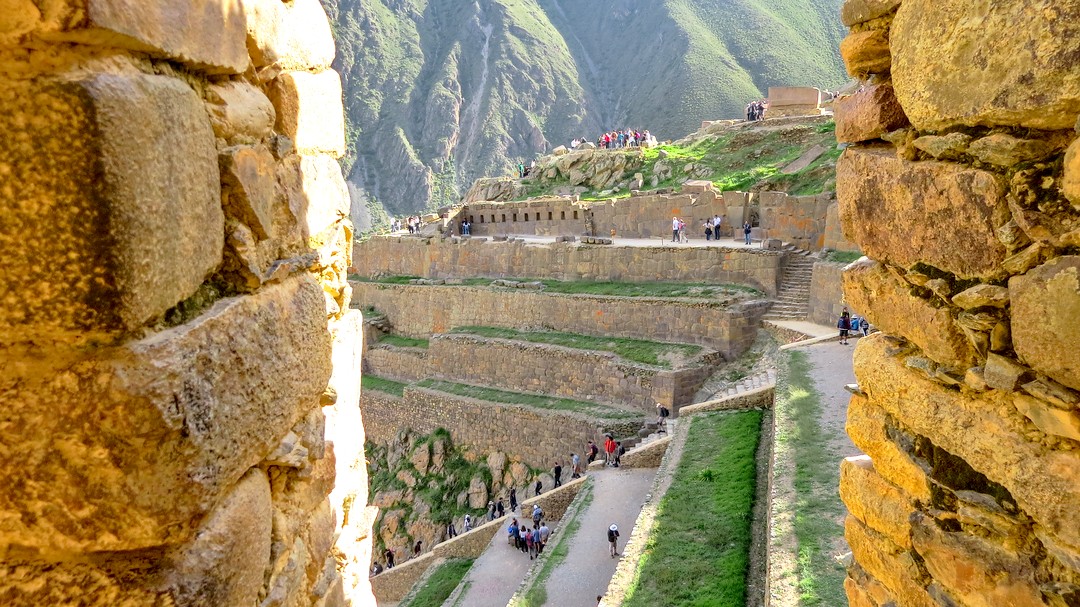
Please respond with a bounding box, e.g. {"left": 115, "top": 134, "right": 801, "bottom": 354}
{"left": 323, "top": 0, "right": 846, "bottom": 228}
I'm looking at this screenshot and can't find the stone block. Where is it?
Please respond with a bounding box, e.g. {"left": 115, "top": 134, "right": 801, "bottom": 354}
{"left": 845, "top": 516, "right": 935, "bottom": 607}
{"left": 835, "top": 84, "right": 909, "bottom": 143}
{"left": 913, "top": 132, "right": 972, "bottom": 161}
{"left": 967, "top": 134, "right": 1054, "bottom": 167}
{"left": 951, "top": 284, "right": 1009, "bottom": 310}
{"left": 840, "top": 29, "right": 891, "bottom": 79}
{"left": 910, "top": 513, "right": 1046, "bottom": 607}
{"left": 1010, "top": 256, "right": 1080, "bottom": 391}
{"left": 286, "top": 155, "right": 352, "bottom": 241}
{"left": 843, "top": 259, "right": 976, "bottom": 368}
{"left": 55, "top": 0, "right": 250, "bottom": 74}
{"left": 277, "top": 0, "right": 336, "bottom": 71}
{"left": 841, "top": 0, "right": 901, "bottom": 26}
{"left": 204, "top": 81, "right": 276, "bottom": 144}
{"left": 854, "top": 334, "right": 1080, "bottom": 547}
{"left": 164, "top": 469, "right": 272, "bottom": 606}
{"left": 240, "top": 0, "right": 282, "bottom": 67}
{"left": 846, "top": 394, "right": 933, "bottom": 503}
{"left": 1065, "top": 139, "right": 1080, "bottom": 206}
{"left": 837, "top": 146, "right": 1010, "bottom": 279}
{"left": 840, "top": 456, "right": 914, "bottom": 549}
{"left": 0, "top": 275, "right": 332, "bottom": 555}
{"left": 270, "top": 70, "right": 346, "bottom": 157}
{"left": 0, "top": 74, "right": 223, "bottom": 342}
{"left": 892, "top": 0, "right": 1080, "bottom": 130}
{"left": 1013, "top": 394, "right": 1080, "bottom": 442}
{"left": 982, "top": 353, "right": 1033, "bottom": 392}
{"left": 221, "top": 145, "right": 280, "bottom": 240}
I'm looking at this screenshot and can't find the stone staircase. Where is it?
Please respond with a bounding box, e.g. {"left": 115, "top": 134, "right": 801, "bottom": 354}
{"left": 716, "top": 369, "right": 777, "bottom": 399}
{"left": 764, "top": 245, "right": 816, "bottom": 321}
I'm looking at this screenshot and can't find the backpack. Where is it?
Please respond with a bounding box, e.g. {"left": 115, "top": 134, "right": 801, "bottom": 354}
{"left": 590, "top": 443, "right": 599, "bottom": 456}
{"left": 607, "top": 529, "right": 617, "bottom": 542}
{"left": 659, "top": 406, "right": 670, "bottom": 418}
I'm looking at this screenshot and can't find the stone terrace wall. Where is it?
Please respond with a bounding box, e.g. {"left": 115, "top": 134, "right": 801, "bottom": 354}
{"left": 836, "top": 1, "right": 1080, "bottom": 605}
{"left": 0, "top": 2, "right": 373, "bottom": 605}
{"left": 808, "top": 261, "right": 850, "bottom": 327}
{"left": 351, "top": 282, "right": 769, "bottom": 359}
{"left": 758, "top": 191, "right": 835, "bottom": 251}
{"left": 361, "top": 389, "right": 606, "bottom": 474}
{"left": 352, "top": 237, "right": 785, "bottom": 296}
{"left": 823, "top": 201, "right": 859, "bottom": 252}
{"left": 364, "top": 334, "right": 720, "bottom": 411}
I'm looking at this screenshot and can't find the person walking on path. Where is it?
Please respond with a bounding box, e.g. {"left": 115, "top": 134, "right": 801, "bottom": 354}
{"left": 671, "top": 217, "right": 680, "bottom": 243}
{"left": 539, "top": 522, "right": 551, "bottom": 553}
{"left": 487, "top": 500, "right": 496, "bottom": 521}
{"left": 615, "top": 442, "right": 625, "bottom": 467}
{"left": 384, "top": 548, "right": 395, "bottom": 569}
{"left": 743, "top": 221, "right": 752, "bottom": 245}
{"left": 509, "top": 488, "right": 518, "bottom": 513}
{"left": 553, "top": 461, "right": 563, "bottom": 488}
{"left": 447, "top": 521, "right": 457, "bottom": 538}
{"left": 535, "top": 479, "right": 543, "bottom": 497}
{"left": 607, "top": 524, "right": 620, "bottom": 557}
{"left": 497, "top": 498, "right": 505, "bottom": 519}
{"left": 604, "top": 435, "right": 617, "bottom": 466}
{"left": 570, "top": 453, "right": 581, "bottom": 478}
{"left": 587, "top": 440, "right": 599, "bottom": 465}
{"left": 463, "top": 513, "right": 473, "bottom": 532}
{"left": 838, "top": 308, "right": 852, "bottom": 345}
{"left": 532, "top": 504, "right": 543, "bottom": 527}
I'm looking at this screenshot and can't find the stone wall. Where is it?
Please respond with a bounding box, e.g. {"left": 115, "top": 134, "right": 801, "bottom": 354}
{"left": 808, "top": 261, "right": 850, "bottom": 327}
{"left": 364, "top": 334, "right": 720, "bottom": 411}
{"left": 352, "top": 237, "right": 785, "bottom": 296}
{"left": 361, "top": 389, "right": 610, "bottom": 472}
{"left": 823, "top": 201, "right": 859, "bottom": 252}
{"left": 758, "top": 191, "right": 834, "bottom": 250}
{"left": 0, "top": 2, "right": 373, "bottom": 605}
{"left": 836, "top": 1, "right": 1080, "bottom": 605}
{"left": 351, "top": 282, "right": 769, "bottom": 359}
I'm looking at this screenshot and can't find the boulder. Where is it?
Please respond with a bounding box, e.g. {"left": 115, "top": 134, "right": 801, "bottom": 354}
{"left": 1009, "top": 256, "right": 1080, "bottom": 390}
{"left": 834, "top": 84, "right": 909, "bottom": 143}
{"left": 269, "top": 70, "right": 346, "bottom": 157}
{"left": 840, "top": 456, "right": 914, "bottom": 549}
{"left": 467, "top": 475, "right": 489, "bottom": 509}
{"left": 837, "top": 146, "right": 1010, "bottom": 279}
{"left": 892, "top": 0, "right": 1080, "bottom": 130}
{"left": 204, "top": 81, "right": 276, "bottom": 144}
{"left": 552, "top": 145, "right": 568, "bottom": 156}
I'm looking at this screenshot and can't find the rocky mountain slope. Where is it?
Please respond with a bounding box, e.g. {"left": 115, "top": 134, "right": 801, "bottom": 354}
{"left": 323, "top": 0, "right": 846, "bottom": 227}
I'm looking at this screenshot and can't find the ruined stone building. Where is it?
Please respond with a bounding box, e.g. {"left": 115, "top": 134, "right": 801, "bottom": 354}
{"left": 0, "top": 1, "right": 375, "bottom": 605}
{"left": 836, "top": 0, "right": 1080, "bottom": 605}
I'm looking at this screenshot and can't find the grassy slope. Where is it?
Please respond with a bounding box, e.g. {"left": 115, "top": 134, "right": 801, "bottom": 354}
{"left": 357, "top": 276, "right": 762, "bottom": 297}
{"left": 624, "top": 410, "right": 763, "bottom": 607}
{"left": 448, "top": 326, "right": 703, "bottom": 368}
{"left": 401, "top": 558, "right": 475, "bottom": 607}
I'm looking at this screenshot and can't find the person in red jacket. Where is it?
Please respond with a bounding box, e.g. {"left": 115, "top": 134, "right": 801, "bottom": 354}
{"left": 604, "top": 435, "right": 617, "bottom": 466}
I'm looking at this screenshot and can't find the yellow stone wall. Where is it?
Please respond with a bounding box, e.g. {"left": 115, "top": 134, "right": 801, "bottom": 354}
{"left": 0, "top": 1, "right": 373, "bottom": 605}
{"left": 836, "top": 0, "right": 1080, "bottom": 605}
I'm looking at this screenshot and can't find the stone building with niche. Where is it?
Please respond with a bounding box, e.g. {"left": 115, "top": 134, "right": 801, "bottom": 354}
{"left": 0, "top": 1, "right": 375, "bottom": 606}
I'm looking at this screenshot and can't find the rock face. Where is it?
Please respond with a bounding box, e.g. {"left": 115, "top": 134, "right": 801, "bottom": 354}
{"left": 0, "top": 2, "right": 374, "bottom": 605}
{"left": 838, "top": 1, "right": 1080, "bottom": 604}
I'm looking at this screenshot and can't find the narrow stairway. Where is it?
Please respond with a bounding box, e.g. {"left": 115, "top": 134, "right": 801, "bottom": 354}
{"left": 764, "top": 245, "right": 816, "bottom": 321}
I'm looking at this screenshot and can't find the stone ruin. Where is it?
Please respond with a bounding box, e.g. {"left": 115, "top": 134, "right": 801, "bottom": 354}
{"left": 0, "top": 1, "right": 374, "bottom": 605}
{"left": 835, "top": 0, "right": 1080, "bottom": 605}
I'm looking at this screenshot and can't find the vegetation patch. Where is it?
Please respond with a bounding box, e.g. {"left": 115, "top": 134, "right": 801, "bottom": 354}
{"left": 624, "top": 410, "right": 762, "bottom": 607}
{"left": 356, "top": 276, "right": 762, "bottom": 298}
{"left": 378, "top": 334, "right": 430, "bottom": 349}
{"left": 780, "top": 351, "right": 847, "bottom": 606}
{"left": 823, "top": 250, "right": 863, "bottom": 264}
{"left": 416, "top": 379, "right": 640, "bottom": 421}
{"left": 449, "top": 326, "right": 703, "bottom": 369}
{"left": 401, "top": 558, "right": 474, "bottom": 607}
{"left": 362, "top": 374, "right": 407, "bottom": 397}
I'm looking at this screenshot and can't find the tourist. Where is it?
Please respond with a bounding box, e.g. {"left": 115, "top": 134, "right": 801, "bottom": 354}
{"left": 671, "top": 216, "right": 680, "bottom": 243}
{"left": 607, "top": 524, "right": 620, "bottom": 557}
{"left": 531, "top": 526, "right": 542, "bottom": 558}
{"left": 587, "top": 440, "right": 599, "bottom": 465}
{"left": 656, "top": 402, "right": 670, "bottom": 428}
{"left": 461, "top": 219, "right": 471, "bottom": 235}
{"left": 519, "top": 524, "right": 529, "bottom": 552}
{"left": 539, "top": 521, "right": 551, "bottom": 553}
{"left": 497, "top": 498, "right": 505, "bottom": 518}
{"left": 487, "top": 500, "right": 496, "bottom": 521}
{"left": 678, "top": 218, "right": 688, "bottom": 243}
{"left": 532, "top": 504, "right": 543, "bottom": 527}
{"left": 604, "top": 435, "right": 617, "bottom": 466}
{"left": 535, "top": 478, "right": 543, "bottom": 497}
{"left": 859, "top": 317, "right": 870, "bottom": 337}
{"left": 463, "top": 513, "right": 472, "bottom": 532}
{"left": 413, "top": 539, "right": 422, "bottom": 557}
{"left": 447, "top": 521, "right": 457, "bottom": 538}
{"left": 553, "top": 461, "right": 563, "bottom": 488}
{"left": 743, "top": 221, "right": 752, "bottom": 245}
{"left": 713, "top": 215, "right": 723, "bottom": 239}
{"left": 509, "top": 488, "right": 518, "bottom": 513}
{"left": 508, "top": 518, "right": 519, "bottom": 546}
{"left": 838, "top": 308, "right": 852, "bottom": 345}
{"left": 526, "top": 526, "right": 537, "bottom": 560}
{"left": 615, "top": 442, "right": 625, "bottom": 467}
{"left": 371, "top": 562, "right": 383, "bottom": 576}
{"left": 385, "top": 548, "right": 395, "bottom": 569}
{"left": 571, "top": 453, "right": 581, "bottom": 478}
{"left": 703, "top": 220, "right": 713, "bottom": 241}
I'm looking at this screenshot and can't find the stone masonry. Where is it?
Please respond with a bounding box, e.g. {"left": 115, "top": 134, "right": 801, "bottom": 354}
{"left": 0, "top": 1, "right": 373, "bottom": 605}
{"left": 836, "top": 1, "right": 1080, "bottom": 605}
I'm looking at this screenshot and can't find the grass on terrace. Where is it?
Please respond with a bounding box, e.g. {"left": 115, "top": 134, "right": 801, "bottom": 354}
{"left": 448, "top": 326, "right": 703, "bottom": 369}
{"left": 518, "top": 482, "right": 594, "bottom": 607}
{"left": 782, "top": 351, "right": 847, "bottom": 606}
{"left": 376, "top": 334, "right": 430, "bottom": 348}
{"left": 356, "top": 276, "right": 763, "bottom": 298}
{"left": 415, "top": 379, "right": 640, "bottom": 421}
{"left": 401, "top": 558, "right": 474, "bottom": 607}
{"left": 361, "top": 375, "right": 407, "bottom": 397}
{"left": 823, "top": 250, "right": 863, "bottom": 264}
{"left": 624, "top": 410, "right": 762, "bottom": 607}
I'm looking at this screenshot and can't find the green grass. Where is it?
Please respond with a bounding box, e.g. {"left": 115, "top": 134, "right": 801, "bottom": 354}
{"left": 416, "top": 379, "right": 640, "bottom": 421}
{"left": 361, "top": 374, "right": 407, "bottom": 397}
{"left": 781, "top": 351, "right": 847, "bottom": 606}
{"left": 823, "top": 250, "right": 863, "bottom": 264}
{"left": 401, "top": 558, "right": 474, "bottom": 607}
{"left": 449, "top": 326, "right": 703, "bottom": 369}
{"left": 517, "top": 483, "right": 595, "bottom": 607}
{"left": 378, "top": 334, "right": 430, "bottom": 348}
{"left": 357, "top": 276, "right": 762, "bottom": 298}
{"left": 624, "top": 410, "right": 763, "bottom": 607}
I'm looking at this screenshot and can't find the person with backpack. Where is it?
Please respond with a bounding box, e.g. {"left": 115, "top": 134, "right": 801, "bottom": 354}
{"left": 587, "top": 440, "right": 599, "bottom": 465}
{"left": 570, "top": 452, "right": 581, "bottom": 478}
{"left": 615, "top": 442, "right": 625, "bottom": 467}
{"left": 463, "top": 514, "right": 472, "bottom": 532}
{"left": 532, "top": 504, "right": 543, "bottom": 527}
{"left": 859, "top": 316, "right": 870, "bottom": 337}
{"left": 553, "top": 461, "right": 563, "bottom": 488}
{"left": 838, "top": 308, "right": 852, "bottom": 345}
{"left": 607, "top": 524, "right": 620, "bottom": 557}
{"left": 509, "top": 488, "right": 518, "bottom": 513}
{"left": 604, "top": 435, "right": 617, "bottom": 466}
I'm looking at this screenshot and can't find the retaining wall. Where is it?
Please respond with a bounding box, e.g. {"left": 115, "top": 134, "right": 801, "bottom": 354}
{"left": 758, "top": 191, "right": 835, "bottom": 251}
{"left": 352, "top": 237, "right": 785, "bottom": 296}
{"left": 807, "top": 261, "right": 850, "bottom": 327}
{"left": 351, "top": 282, "right": 769, "bottom": 359}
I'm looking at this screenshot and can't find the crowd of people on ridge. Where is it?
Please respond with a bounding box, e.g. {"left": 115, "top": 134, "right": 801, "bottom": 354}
{"left": 390, "top": 215, "right": 426, "bottom": 234}
{"left": 746, "top": 99, "right": 768, "bottom": 121}
{"left": 573, "top": 128, "right": 656, "bottom": 150}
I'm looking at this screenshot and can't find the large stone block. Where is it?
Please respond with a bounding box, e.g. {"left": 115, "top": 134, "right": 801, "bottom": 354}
{"left": 52, "top": 0, "right": 250, "bottom": 74}
{"left": 854, "top": 334, "right": 1080, "bottom": 547}
{"left": 221, "top": 145, "right": 280, "bottom": 240}
{"left": 241, "top": 0, "right": 335, "bottom": 70}
{"left": 841, "top": 0, "right": 901, "bottom": 26}
{"left": 840, "top": 456, "right": 914, "bottom": 549}
{"left": 910, "top": 513, "right": 1046, "bottom": 607}
{"left": 846, "top": 393, "right": 933, "bottom": 503}
{"left": 279, "top": 155, "right": 351, "bottom": 241}
{"left": 0, "top": 275, "right": 331, "bottom": 555}
{"left": 840, "top": 29, "right": 891, "bottom": 79}
{"left": 204, "top": 81, "right": 275, "bottom": 145}
{"left": 270, "top": 70, "right": 346, "bottom": 157}
{"left": 0, "top": 73, "right": 223, "bottom": 342}
{"left": 892, "top": 0, "right": 1080, "bottom": 130}
{"left": 845, "top": 516, "right": 935, "bottom": 607}
{"left": 837, "top": 147, "right": 1010, "bottom": 279}
{"left": 164, "top": 468, "right": 272, "bottom": 606}
{"left": 1011, "top": 256, "right": 1080, "bottom": 391}
{"left": 835, "top": 84, "right": 909, "bottom": 143}
{"left": 1064, "top": 138, "right": 1080, "bottom": 206}
{"left": 844, "top": 259, "right": 976, "bottom": 368}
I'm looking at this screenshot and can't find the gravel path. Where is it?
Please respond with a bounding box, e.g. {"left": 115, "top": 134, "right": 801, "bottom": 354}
{"left": 803, "top": 339, "right": 861, "bottom": 459}
{"left": 447, "top": 512, "right": 533, "bottom": 607}
{"left": 540, "top": 467, "right": 656, "bottom": 607}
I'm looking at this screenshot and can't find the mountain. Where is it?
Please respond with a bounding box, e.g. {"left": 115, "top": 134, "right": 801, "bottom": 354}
{"left": 322, "top": 0, "right": 847, "bottom": 229}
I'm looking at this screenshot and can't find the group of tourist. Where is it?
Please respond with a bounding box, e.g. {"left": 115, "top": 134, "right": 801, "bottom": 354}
{"left": 745, "top": 99, "right": 768, "bottom": 121}
{"left": 837, "top": 307, "right": 870, "bottom": 344}
{"left": 507, "top": 504, "right": 551, "bottom": 560}
{"left": 571, "top": 129, "right": 657, "bottom": 150}
{"left": 391, "top": 215, "right": 426, "bottom": 234}
{"left": 669, "top": 215, "right": 727, "bottom": 243}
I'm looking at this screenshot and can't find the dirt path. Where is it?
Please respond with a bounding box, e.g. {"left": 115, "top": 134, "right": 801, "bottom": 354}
{"left": 446, "top": 512, "right": 533, "bottom": 607}
{"left": 540, "top": 467, "right": 656, "bottom": 606}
